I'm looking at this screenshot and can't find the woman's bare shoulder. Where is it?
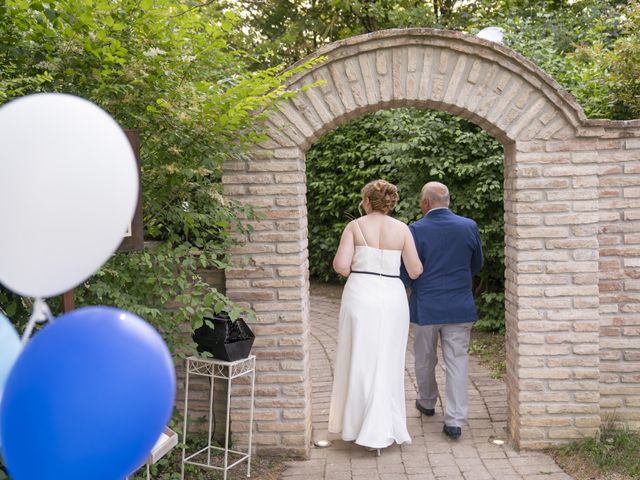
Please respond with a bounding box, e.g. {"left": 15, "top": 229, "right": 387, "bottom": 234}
{"left": 387, "top": 216, "right": 409, "bottom": 229}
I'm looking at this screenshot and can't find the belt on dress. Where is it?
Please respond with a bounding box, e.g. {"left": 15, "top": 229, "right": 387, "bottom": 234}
{"left": 350, "top": 270, "right": 400, "bottom": 279}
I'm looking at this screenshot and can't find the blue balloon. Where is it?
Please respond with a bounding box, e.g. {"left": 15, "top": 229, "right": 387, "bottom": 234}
{"left": 0, "top": 312, "right": 22, "bottom": 447}
{"left": 0, "top": 306, "right": 175, "bottom": 480}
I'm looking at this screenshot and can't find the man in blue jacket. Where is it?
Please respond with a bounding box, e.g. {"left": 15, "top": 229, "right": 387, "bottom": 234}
{"left": 401, "top": 181, "right": 483, "bottom": 440}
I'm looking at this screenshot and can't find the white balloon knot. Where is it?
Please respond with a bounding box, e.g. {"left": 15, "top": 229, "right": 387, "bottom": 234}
{"left": 21, "top": 298, "right": 53, "bottom": 345}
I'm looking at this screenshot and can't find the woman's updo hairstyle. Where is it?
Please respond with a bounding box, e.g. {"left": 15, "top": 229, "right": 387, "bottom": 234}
{"left": 361, "top": 179, "right": 399, "bottom": 214}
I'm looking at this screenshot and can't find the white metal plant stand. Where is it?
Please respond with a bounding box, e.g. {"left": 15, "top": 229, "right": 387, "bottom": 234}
{"left": 181, "top": 355, "right": 256, "bottom": 480}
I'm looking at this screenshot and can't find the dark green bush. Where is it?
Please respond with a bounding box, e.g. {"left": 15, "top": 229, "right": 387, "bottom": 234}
{"left": 307, "top": 108, "right": 505, "bottom": 332}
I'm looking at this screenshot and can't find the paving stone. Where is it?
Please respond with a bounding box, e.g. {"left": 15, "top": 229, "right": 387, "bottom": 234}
{"left": 405, "top": 466, "right": 431, "bottom": 475}
{"left": 451, "top": 446, "right": 480, "bottom": 458}
{"left": 523, "top": 474, "right": 573, "bottom": 480}
{"left": 407, "top": 474, "right": 436, "bottom": 480}
{"left": 483, "top": 458, "right": 514, "bottom": 470}
{"left": 326, "top": 463, "right": 352, "bottom": 472}
{"left": 432, "top": 465, "right": 462, "bottom": 477}
{"left": 378, "top": 463, "right": 406, "bottom": 474}
{"left": 434, "top": 473, "right": 464, "bottom": 480}
{"left": 402, "top": 460, "right": 431, "bottom": 470}
{"left": 515, "top": 463, "right": 565, "bottom": 476}
{"left": 380, "top": 474, "right": 409, "bottom": 480}
{"left": 462, "top": 470, "right": 493, "bottom": 480}
{"left": 454, "top": 458, "right": 485, "bottom": 472}
{"left": 427, "top": 453, "right": 457, "bottom": 467}
{"left": 488, "top": 467, "right": 520, "bottom": 478}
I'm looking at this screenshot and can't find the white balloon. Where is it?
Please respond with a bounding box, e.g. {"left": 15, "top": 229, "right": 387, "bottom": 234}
{"left": 0, "top": 93, "right": 138, "bottom": 298}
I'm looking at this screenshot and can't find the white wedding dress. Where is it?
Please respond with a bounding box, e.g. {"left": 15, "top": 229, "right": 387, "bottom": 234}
{"left": 328, "top": 223, "right": 411, "bottom": 448}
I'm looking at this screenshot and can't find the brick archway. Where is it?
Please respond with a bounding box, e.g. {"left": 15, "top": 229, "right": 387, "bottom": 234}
{"left": 222, "top": 28, "right": 640, "bottom": 454}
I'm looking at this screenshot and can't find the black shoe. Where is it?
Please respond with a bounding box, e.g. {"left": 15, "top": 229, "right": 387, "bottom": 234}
{"left": 415, "top": 400, "right": 435, "bottom": 416}
{"left": 443, "top": 425, "right": 462, "bottom": 439}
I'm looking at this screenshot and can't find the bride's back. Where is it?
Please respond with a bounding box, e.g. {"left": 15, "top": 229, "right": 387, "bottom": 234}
{"left": 333, "top": 179, "right": 422, "bottom": 279}
{"left": 353, "top": 214, "right": 406, "bottom": 251}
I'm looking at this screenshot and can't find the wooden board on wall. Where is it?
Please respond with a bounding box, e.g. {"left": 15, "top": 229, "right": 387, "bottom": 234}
{"left": 118, "top": 129, "right": 144, "bottom": 253}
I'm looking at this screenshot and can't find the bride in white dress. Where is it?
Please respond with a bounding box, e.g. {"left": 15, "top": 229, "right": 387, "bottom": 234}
{"left": 328, "top": 179, "right": 423, "bottom": 454}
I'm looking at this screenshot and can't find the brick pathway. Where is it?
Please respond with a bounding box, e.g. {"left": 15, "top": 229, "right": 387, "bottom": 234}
{"left": 280, "top": 283, "right": 573, "bottom": 480}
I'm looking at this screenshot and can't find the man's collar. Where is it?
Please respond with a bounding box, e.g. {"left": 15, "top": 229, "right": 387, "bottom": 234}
{"left": 426, "top": 207, "right": 449, "bottom": 215}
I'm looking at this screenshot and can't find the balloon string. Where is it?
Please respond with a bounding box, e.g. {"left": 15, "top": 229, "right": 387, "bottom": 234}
{"left": 21, "top": 298, "right": 53, "bottom": 345}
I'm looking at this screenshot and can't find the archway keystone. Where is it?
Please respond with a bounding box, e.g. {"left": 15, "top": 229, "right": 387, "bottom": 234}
{"left": 222, "top": 28, "right": 640, "bottom": 454}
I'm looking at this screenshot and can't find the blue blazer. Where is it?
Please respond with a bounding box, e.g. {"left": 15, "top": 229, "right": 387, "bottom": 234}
{"left": 401, "top": 208, "right": 483, "bottom": 325}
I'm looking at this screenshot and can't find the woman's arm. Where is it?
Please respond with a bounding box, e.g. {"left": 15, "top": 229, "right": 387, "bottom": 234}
{"left": 401, "top": 225, "right": 423, "bottom": 279}
{"left": 333, "top": 222, "right": 355, "bottom": 277}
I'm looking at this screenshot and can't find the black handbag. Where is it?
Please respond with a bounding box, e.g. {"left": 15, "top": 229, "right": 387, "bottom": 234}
{"left": 192, "top": 311, "right": 255, "bottom": 361}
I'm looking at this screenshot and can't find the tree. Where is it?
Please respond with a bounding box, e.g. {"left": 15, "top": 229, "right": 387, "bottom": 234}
{"left": 607, "top": 0, "right": 640, "bottom": 117}
{"left": 568, "top": 0, "right": 640, "bottom": 118}
{"left": 220, "top": 0, "right": 637, "bottom": 119}
{"left": 0, "top": 0, "right": 319, "bottom": 347}
{"left": 218, "top": 0, "right": 440, "bottom": 66}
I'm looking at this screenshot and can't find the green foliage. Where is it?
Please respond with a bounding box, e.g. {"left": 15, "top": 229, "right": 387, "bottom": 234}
{"left": 476, "top": 292, "right": 506, "bottom": 333}
{"left": 0, "top": 0, "right": 319, "bottom": 349}
{"left": 487, "top": 1, "right": 634, "bottom": 119}
{"left": 0, "top": 289, "right": 31, "bottom": 332}
{"left": 223, "top": 0, "right": 639, "bottom": 119}
{"left": 568, "top": 0, "right": 640, "bottom": 118}
{"left": 553, "top": 424, "right": 640, "bottom": 478}
{"left": 469, "top": 332, "right": 506, "bottom": 379}
{"left": 307, "top": 108, "right": 505, "bottom": 331}
{"left": 220, "top": 0, "right": 440, "bottom": 66}
{"left": 606, "top": 0, "right": 640, "bottom": 118}
{"left": 446, "top": 0, "right": 637, "bottom": 119}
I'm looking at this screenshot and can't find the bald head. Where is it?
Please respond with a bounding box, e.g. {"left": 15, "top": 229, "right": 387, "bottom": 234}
{"left": 420, "top": 181, "right": 450, "bottom": 213}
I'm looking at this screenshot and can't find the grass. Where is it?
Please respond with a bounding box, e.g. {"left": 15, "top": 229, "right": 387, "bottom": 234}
{"left": 469, "top": 330, "right": 506, "bottom": 380}
{"left": 549, "top": 425, "right": 640, "bottom": 480}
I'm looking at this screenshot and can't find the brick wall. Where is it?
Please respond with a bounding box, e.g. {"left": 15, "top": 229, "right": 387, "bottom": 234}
{"left": 221, "top": 28, "right": 640, "bottom": 453}
{"left": 598, "top": 136, "right": 640, "bottom": 428}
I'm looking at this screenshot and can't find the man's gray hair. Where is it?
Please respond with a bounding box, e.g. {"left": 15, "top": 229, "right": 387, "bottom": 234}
{"left": 421, "top": 182, "right": 450, "bottom": 207}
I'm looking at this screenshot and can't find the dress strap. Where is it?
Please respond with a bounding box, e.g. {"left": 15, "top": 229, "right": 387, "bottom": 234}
{"left": 354, "top": 220, "right": 368, "bottom": 247}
